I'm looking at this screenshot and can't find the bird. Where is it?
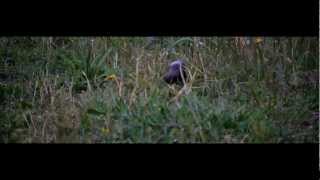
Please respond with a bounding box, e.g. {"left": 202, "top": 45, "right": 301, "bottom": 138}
{"left": 163, "top": 59, "right": 187, "bottom": 85}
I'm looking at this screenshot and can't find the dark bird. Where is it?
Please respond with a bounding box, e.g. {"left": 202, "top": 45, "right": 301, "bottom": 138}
{"left": 163, "top": 59, "right": 187, "bottom": 85}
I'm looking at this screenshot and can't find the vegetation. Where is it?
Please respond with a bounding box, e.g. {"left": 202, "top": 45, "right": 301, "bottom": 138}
{"left": 0, "top": 37, "right": 318, "bottom": 143}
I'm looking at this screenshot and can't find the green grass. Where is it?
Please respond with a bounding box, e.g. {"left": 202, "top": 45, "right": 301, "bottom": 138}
{"left": 0, "top": 37, "right": 318, "bottom": 143}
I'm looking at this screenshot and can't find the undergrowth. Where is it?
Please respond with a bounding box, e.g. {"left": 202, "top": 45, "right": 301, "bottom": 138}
{"left": 0, "top": 37, "right": 318, "bottom": 143}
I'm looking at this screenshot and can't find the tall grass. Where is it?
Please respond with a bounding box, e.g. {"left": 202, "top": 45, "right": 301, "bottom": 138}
{"left": 0, "top": 37, "right": 318, "bottom": 143}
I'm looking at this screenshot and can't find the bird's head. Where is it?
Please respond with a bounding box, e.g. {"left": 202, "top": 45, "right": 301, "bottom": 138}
{"left": 163, "top": 59, "right": 187, "bottom": 85}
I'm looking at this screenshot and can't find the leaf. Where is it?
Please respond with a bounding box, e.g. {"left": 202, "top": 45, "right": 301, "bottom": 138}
{"left": 81, "top": 71, "right": 92, "bottom": 91}
{"left": 87, "top": 108, "right": 106, "bottom": 116}
{"left": 105, "top": 74, "right": 117, "bottom": 81}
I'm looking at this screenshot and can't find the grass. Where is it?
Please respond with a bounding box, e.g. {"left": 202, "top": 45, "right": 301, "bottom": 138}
{"left": 0, "top": 37, "right": 318, "bottom": 143}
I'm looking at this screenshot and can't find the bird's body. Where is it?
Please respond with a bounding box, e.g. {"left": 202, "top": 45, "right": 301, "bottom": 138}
{"left": 163, "top": 59, "right": 187, "bottom": 85}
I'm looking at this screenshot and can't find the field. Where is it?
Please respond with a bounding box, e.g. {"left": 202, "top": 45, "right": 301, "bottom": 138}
{"left": 0, "top": 37, "right": 318, "bottom": 143}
